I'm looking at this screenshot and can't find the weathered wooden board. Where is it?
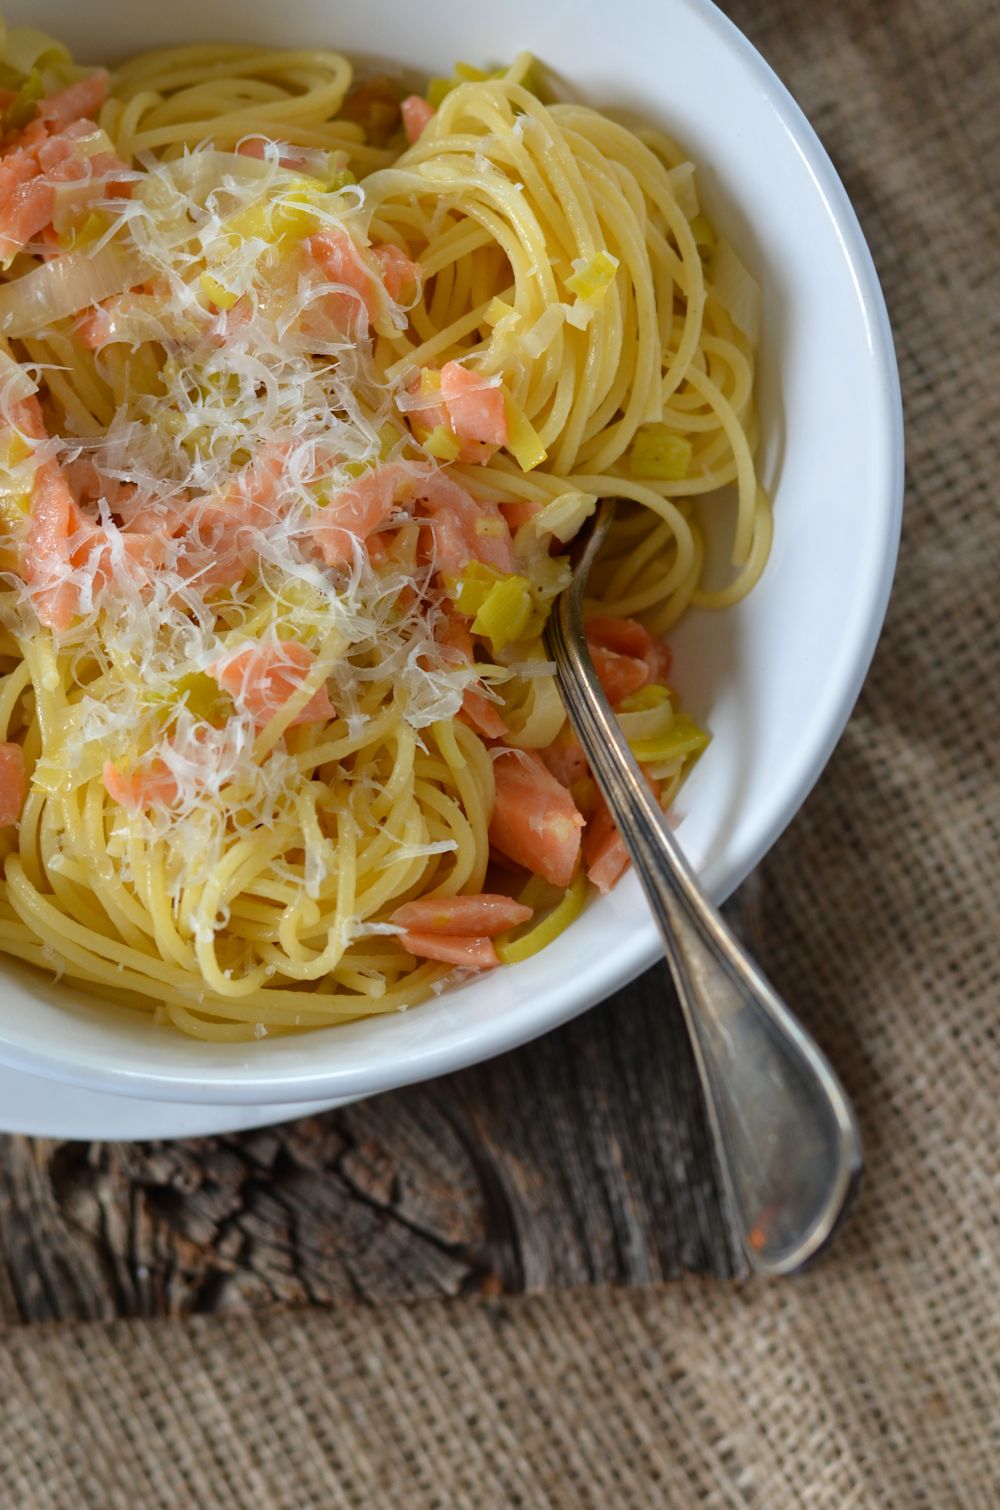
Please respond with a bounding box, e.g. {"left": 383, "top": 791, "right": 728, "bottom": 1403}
{"left": 0, "top": 930, "right": 744, "bottom": 1323}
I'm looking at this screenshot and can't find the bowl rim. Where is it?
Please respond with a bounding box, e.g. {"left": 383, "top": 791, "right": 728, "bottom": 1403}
{"left": 0, "top": 0, "right": 904, "bottom": 1105}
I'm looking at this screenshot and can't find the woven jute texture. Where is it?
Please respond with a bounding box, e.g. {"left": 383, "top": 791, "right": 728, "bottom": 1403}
{"left": 0, "top": 0, "right": 997, "bottom": 1502}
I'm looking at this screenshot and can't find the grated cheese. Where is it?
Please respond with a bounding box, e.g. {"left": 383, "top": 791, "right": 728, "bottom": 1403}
{"left": 0, "top": 143, "right": 544, "bottom": 905}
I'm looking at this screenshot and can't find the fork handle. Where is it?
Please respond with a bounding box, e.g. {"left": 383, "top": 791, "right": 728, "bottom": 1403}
{"left": 547, "top": 586, "right": 862, "bottom": 1275}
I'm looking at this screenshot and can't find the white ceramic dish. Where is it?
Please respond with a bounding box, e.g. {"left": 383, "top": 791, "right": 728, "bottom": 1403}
{"left": 0, "top": 0, "right": 903, "bottom": 1116}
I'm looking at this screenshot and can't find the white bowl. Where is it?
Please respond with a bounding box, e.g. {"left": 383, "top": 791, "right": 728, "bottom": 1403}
{"left": 0, "top": 0, "right": 903, "bottom": 1105}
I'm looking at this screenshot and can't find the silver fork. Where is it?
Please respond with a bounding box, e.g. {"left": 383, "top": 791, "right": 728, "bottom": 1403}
{"left": 545, "top": 498, "right": 862, "bottom": 1275}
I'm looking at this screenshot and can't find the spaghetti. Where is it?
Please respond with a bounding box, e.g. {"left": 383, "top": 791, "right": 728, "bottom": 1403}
{"left": 0, "top": 25, "right": 770, "bottom": 1039}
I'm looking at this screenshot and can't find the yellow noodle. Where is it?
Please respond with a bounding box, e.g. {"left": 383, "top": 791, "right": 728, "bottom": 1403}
{"left": 0, "top": 33, "right": 769, "bottom": 1041}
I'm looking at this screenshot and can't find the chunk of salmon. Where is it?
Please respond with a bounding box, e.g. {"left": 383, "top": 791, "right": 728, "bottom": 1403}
{"left": 397, "top": 929, "right": 499, "bottom": 969}
{"left": 0, "top": 127, "right": 42, "bottom": 174}
{"left": 9, "top": 394, "right": 45, "bottom": 442}
{"left": 585, "top": 615, "right": 672, "bottom": 684}
{"left": 36, "top": 120, "right": 132, "bottom": 196}
{"left": 414, "top": 469, "right": 515, "bottom": 577}
{"left": 174, "top": 499, "right": 257, "bottom": 588}
{"left": 37, "top": 71, "right": 110, "bottom": 129}
{"left": 36, "top": 222, "right": 62, "bottom": 260}
{"left": 177, "top": 443, "right": 289, "bottom": 587}
{"left": 440, "top": 362, "right": 508, "bottom": 447}
{"left": 0, "top": 176, "right": 55, "bottom": 260}
{"left": 0, "top": 151, "right": 39, "bottom": 246}
{"left": 0, "top": 741, "right": 26, "bottom": 826}
{"left": 436, "top": 617, "right": 474, "bottom": 660}
{"left": 14, "top": 396, "right": 166, "bottom": 627}
{"left": 362, "top": 530, "right": 392, "bottom": 566}
{"left": 62, "top": 457, "right": 136, "bottom": 512}
{"left": 102, "top": 758, "right": 178, "bottom": 814}
{"left": 311, "top": 461, "right": 420, "bottom": 567}
{"left": 1, "top": 117, "right": 48, "bottom": 156}
{"left": 405, "top": 375, "right": 492, "bottom": 464}
{"left": 77, "top": 275, "right": 187, "bottom": 352}
{"left": 233, "top": 442, "right": 288, "bottom": 526}
{"left": 312, "top": 462, "right": 510, "bottom": 578}
{"left": 75, "top": 296, "right": 128, "bottom": 350}
{"left": 587, "top": 643, "right": 649, "bottom": 707}
{"left": 582, "top": 801, "right": 629, "bottom": 894}
{"left": 373, "top": 242, "right": 420, "bottom": 305}
{"left": 307, "top": 229, "right": 419, "bottom": 339}
{"left": 391, "top": 894, "right": 532, "bottom": 936}
{"left": 75, "top": 283, "right": 160, "bottom": 347}
{"left": 90, "top": 526, "right": 170, "bottom": 592}
{"left": 306, "top": 227, "right": 379, "bottom": 338}
{"left": 461, "top": 687, "right": 507, "bottom": 739}
{"left": 37, "top": 72, "right": 111, "bottom": 131}
{"left": 35, "top": 119, "right": 97, "bottom": 174}
{"left": 23, "top": 449, "right": 98, "bottom": 632}
{"left": 583, "top": 771, "right": 662, "bottom": 893}
{"left": 499, "top": 497, "right": 541, "bottom": 533}
{"left": 489, "top": 749, "right": 585, "bottom": 889}
{"left": 541, "top": 724, "right": 588, "bottom": 788}
{"left": 89, "top": 152, "right": 133, "bottom": 198}
{"left": 210, "top": 641, "right": 334, "bottom": 728}
{"left": 61, "top": 456, "right": 104, "bottom": 504}
{"left": 437, "top": 616, "right": 509, "bottom": 738}
{"left": 24, "top": 455, "right": 165, "bottom": 629}
{"left": 407, "top": 363, "right": 508, "bottom": 465}
{"left": 400, "top": 95, "right": 435, "bottom": 144}
{"left": 0, "top": 111, "right": 130, "bottom": 259}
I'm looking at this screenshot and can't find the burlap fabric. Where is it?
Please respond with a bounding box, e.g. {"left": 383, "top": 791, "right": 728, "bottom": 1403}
{"left": 0, "top": 0, "right": 997, "bottom": 1502}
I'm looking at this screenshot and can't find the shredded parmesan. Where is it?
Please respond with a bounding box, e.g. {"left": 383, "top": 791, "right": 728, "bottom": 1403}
{"left": 0, "top": 144, "right": 517, "bottom": 901}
